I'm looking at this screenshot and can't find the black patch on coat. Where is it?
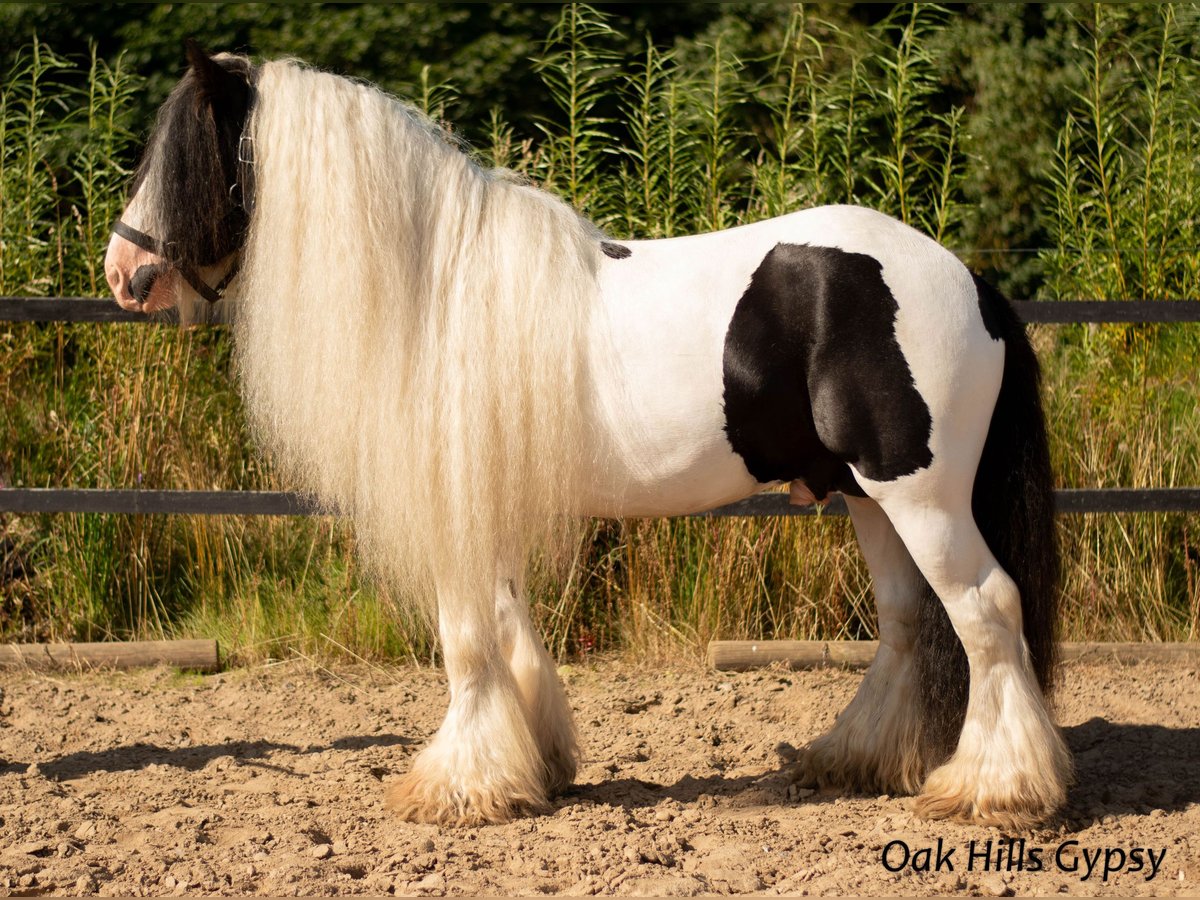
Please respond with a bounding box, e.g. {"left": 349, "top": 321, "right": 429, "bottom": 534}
{"left": 131, "top": 43, "right": 256, "bottom": 268}
{"left": 721, "top": 243, "right": 933, "bottom": 495}
{"left": 601, "top": 241, "right": 631, "bottom": 259}
{"left": 971, "top": 271, "right": 1007, "bottom": 341}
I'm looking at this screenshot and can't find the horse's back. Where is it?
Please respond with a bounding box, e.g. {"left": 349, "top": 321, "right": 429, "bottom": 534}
{"left": 601, "top": 204, "right": 988, "bottom": 360}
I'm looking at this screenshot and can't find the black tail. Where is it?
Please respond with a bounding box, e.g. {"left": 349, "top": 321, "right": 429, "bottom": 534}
{"left": 916, "top": 275, "right": 1061, "bottom": 764}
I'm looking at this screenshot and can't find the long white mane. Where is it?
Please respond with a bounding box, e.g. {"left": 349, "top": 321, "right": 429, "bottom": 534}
{"left": 233, "top": 60, "right": 598, "bottom": 614}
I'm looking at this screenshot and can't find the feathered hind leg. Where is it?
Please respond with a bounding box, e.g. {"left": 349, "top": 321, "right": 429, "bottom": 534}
{"left": 877, "top": 494, "right": 1070, "bottom": 830}
{"left": 386, "top": 584, "right": 549, "bottom": 825}
{"left": 495, "top": 575, "right": 579, "bottom": 794}
{"left": 793, "top": 494, "right": 926, "bottom": 795}
{"left": 878, "top": 275, "right": 1071, "bottom": 828}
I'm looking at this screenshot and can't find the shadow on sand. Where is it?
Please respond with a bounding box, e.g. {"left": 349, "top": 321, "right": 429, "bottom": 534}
{"left": 563, "top": 719, "right": 1200, "bottom": 823}
{"left": 17, "top": 732, "right": 413, "bottom": 781}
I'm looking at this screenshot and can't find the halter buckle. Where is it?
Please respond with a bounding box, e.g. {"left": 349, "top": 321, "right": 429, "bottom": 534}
{"left": 238, "top": 134, "right": 254, "bottom": 166}
{"left": 236, "top": 134, "right": 256, "bottom": 213}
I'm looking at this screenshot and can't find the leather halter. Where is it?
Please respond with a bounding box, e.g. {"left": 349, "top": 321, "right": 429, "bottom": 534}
{"left": 113, "top": 86, "right": 257, "bottom": 305}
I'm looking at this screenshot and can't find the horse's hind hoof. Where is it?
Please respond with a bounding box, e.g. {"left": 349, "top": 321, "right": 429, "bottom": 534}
{"left": 787, "top": 741, "right": 875, "bottom": 795}
{"left": 912, "top": 789, "right": 1052, "bottom": 832}
{"left": 789, "top": 733, "right": 924, "bottom": 797}
{"left": 786, "top": 755, "right": 822, "bottom": 791}
{"left": 912, "top": 761, "right": 1066, "bottom": 831}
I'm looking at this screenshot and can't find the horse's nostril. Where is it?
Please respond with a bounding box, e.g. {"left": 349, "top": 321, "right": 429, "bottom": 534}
{"left": 130, "top": 263, "right": 169, "bottom": 302}
{"left": 105, "top": 264, "right": 122, "bottom": 293}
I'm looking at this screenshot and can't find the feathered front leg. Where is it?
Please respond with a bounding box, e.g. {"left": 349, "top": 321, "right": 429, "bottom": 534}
{"left": 386, "top": 585, "right": 549, "bottom": 825}
{"left": 496, "top": 575, "right": 579, "bottom": 793}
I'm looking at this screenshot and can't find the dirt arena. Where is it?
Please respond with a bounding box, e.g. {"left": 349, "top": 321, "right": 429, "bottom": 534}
{"left": 0, "top": 655, "right": 1196, "bottom": 896}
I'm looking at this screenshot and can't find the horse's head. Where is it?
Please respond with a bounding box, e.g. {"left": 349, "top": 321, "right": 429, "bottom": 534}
{"left": 106, "top": 41, "right": 256, "bottom": 314}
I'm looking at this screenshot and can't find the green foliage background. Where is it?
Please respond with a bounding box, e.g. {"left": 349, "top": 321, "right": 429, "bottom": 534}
{"left": 2, "top": 4, "right": 1198, "bottom": 662}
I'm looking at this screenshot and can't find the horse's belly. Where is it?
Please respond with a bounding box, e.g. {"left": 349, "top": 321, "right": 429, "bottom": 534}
{"left": 583, "top": 413, "right": 760, "bottom": 518}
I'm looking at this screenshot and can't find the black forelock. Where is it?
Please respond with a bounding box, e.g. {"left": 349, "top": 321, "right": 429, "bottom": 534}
{"left": 133, "top": 53, "right": 256, "bottom": 268}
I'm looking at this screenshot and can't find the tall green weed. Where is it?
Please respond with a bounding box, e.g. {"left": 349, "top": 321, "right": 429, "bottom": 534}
{"left": 3, "top": 5, "right": 1199, "bottom": 661}
{"left": 1039, "top": 3, "right": 1200, "bottom": 641}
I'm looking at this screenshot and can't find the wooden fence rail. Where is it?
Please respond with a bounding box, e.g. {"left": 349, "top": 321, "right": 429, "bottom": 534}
{"left": 3, "top": 296, "right": 1200, "bottom": 519}
{"left": 6, "top": 296, "right": 1200, "bottom": 324}
{"left": 3, "top": 487, "right": 1200, "bottom": 517}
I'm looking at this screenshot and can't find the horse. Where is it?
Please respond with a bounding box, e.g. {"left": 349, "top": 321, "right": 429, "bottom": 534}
{"left": 105, "top": 43, "right": 1071, "bottom": 830}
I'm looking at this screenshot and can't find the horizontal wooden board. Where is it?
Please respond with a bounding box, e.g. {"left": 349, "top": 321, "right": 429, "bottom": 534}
{"left": 694, "top": 488, "right": 1200, "bottom": 517}
{"left": 1055, "top": 487, "right": 1200, "bottom": 513}
{"left": 0, "top": 639, "right": 219, "bottom": 672}
{"left": 708, "top": 639, "right": 1200, "bottom": 671}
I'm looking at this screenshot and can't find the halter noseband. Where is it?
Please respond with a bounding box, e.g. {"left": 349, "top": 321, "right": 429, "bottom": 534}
{"left": 114, "top": 87, "right": 257, "bottom": 305}
{"left": 112, "top": 217, "right": 244, "bottom": 304}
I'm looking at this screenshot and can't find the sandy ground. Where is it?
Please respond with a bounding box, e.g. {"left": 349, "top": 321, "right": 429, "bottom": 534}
{"left": 0, "top": 655, "right": 1197, "bottom": 897}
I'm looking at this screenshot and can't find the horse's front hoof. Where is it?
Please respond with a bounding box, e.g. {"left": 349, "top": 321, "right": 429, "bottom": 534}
{"left": 384, "top": 769, "right": 547, "bottom": 826}
{"left": 384, "top": 736, "right": 552, "bottom": 826}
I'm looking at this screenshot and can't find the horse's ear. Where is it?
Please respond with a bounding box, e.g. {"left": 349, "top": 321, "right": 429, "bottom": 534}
{"left": 184, "top": 38, "right": 248, "bottom": 115}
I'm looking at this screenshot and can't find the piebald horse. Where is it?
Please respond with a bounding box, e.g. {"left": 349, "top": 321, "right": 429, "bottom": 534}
{"left": 106, "top": 45, "right": 1071, "bottom": 829}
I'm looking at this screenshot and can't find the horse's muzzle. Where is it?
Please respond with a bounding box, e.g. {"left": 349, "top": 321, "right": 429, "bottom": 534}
{"left": 130, "top": 262, "right": 172, "bottom": 303}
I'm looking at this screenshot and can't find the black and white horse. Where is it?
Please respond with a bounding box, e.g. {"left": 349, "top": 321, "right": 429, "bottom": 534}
{"left": 106, "top": 45, "right": 1071, "bottom": 829}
